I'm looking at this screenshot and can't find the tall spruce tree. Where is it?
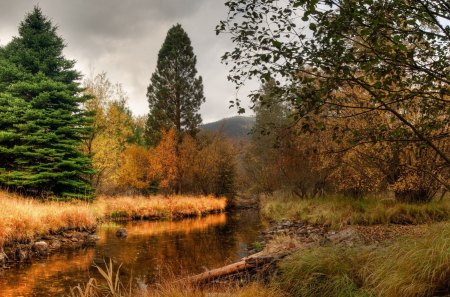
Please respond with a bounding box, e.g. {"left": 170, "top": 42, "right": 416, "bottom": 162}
{"left": 146, "top": 24, "right": 205, "bottom": 145}
{"left": 0, "top": 7, "right": 93, "bottom": 199}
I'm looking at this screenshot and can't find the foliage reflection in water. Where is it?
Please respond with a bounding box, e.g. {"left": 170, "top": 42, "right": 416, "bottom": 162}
{"left": 0, "top": 209, "right": 264, "bottom": 297}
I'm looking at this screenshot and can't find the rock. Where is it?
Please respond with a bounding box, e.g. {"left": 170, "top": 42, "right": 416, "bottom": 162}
{"left": 86, "top": 235, "right": 100, "bottom": 243}
{"left": 309, "top": 233, "right": 323, "bottom": 242}
{"left": 48, "top": 240, "right": 61, "bottom": 250}
{"left": 116, "top": 228, "right": 128, "bottom": 238}
{"left": 16, "top": 248, "right": 30, "bottom": 261}
{"left": 326, "top": 228, "right": 358, "bottom": 244}
{"left": 32, "top": 241, "right": 49, "bottom": 256}
{"left": 0, "top": 252, "right": 7, "bottom": 266}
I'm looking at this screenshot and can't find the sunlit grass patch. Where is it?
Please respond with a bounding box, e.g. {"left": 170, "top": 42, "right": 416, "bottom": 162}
{"left": 96, "top": 195, "right": 227, "bottom": 220}
{"left": 0, "top": 191, "right": 227, "bottom": 248}
{"left": 0, "top": 191, "right": 96, "bottom": 246}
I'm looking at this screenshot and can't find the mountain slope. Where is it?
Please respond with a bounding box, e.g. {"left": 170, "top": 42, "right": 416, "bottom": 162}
{"left": 201, "top": 116, "right": 255, "bottom": 139}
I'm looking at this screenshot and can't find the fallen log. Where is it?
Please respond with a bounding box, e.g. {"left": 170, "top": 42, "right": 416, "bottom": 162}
{"left": 186, "top": 260, "right": 250, "bottom": 284}
{"left": 185, "top": 250, "right": 294, "bottom": 284}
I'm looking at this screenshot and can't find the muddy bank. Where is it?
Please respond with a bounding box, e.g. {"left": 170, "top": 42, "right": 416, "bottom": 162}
{"left": 256, "top": 219, "right": 429, "bottom": 250}
{"left": 0, "top": 229, "right": 99, "bottom": 267}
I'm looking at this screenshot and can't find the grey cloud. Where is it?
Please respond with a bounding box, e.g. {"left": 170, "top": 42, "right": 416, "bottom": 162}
{"left": 0, "top": 0, "right": 254, "bottom": 122}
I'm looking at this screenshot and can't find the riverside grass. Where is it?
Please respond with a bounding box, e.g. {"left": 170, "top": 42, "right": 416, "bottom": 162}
{"left": 276, "top": 223, "right": 450, "bottom": 297}
{"left": 262, "top": 194, "right": 450, "bottom": 229}
{"left": 0, "top": 191, "right": 226, "bottom": 247}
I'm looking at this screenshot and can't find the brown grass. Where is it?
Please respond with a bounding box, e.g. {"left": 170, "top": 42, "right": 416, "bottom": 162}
{"left": 0, "top": 191, "right": 227, "bottom": 248}
{"left": 0, "top": 191, "right": 96, "bottom": 246}
{"left": 96, "top": 195, "right": 227, "bottom": 220}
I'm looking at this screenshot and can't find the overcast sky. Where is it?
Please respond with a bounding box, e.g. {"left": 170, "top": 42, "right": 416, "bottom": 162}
{"left": 0, "top": 0, "right": 256, "bottom": 123}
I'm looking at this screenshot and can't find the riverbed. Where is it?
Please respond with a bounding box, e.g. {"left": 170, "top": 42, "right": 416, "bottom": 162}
{"left": 0, "top": 209, "right": 264, "bottom": 297}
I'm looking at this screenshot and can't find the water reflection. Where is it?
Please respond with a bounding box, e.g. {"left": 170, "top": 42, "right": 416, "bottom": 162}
{"left": 0, "top": 249, "right": 95, "bottom": 297}
{"left": 0, "top": 209, "right": 263, "bottom": 297}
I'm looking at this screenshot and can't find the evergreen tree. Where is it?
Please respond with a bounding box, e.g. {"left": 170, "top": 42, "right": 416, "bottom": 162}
{"left": 146, "top": 24, "right": 205, "bottom": 145}
{"left": 0, "top": 7, "right": 93, "bottom": 199}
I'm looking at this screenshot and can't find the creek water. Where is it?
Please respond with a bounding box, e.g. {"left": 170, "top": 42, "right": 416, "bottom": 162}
{"left": 0, "top": 209, "right": 264, "bottom": 297}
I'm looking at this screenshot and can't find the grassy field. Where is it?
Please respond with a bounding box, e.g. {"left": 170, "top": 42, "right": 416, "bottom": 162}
{"left": 261, "top": 194, "right": 450, "bottom": 229}
{"left": 0, "top": 191, "right": 226, "bottom": 247}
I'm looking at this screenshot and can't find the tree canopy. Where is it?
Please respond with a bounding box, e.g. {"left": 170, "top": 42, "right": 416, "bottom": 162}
{"left": 0, "top": 7, "right": 93, "bottom": 199}
{"left": 146, "top": 24, "right": 205, "bottom": 145}
{"left": 217, "top": 0, "right": 450, "bottom": 165}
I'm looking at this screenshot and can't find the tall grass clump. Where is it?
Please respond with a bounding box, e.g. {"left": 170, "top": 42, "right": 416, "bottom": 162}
{"left": 0, "top": 191, "right": 96, "bottom": 247}
{"left": 276, "top": 223, "right": 450, "bottom": 297}
{"left": 364, "top": 223, "right": 450, "bottom": 297}
{"left": 261, "top": 194, "right": 450, "bottom": 229}
{"left": 276, "top": 246, "right": 371, "bottom": 297}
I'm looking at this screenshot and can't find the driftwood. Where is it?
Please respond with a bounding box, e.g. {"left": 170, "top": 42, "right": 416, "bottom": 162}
{"left": 185, "top": 250, "right": 293, "bottom": 284}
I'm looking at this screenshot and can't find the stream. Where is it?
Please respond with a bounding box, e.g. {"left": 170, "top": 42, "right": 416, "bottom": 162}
{"left": 0, "top": 209, "right": 265, "bottom": 297}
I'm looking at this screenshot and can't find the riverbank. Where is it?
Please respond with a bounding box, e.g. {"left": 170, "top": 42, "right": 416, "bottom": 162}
{"left": 69, "top": 220, "right": 449, "bottom": 297}
{"left": 163, "top": 194, "right": 450, "bottom": 297}
{"left": 0, "top": 191, "right": 226, "bottom": 265}
{"left": 275, "top": 222, "right": 450, "bottom": 297}
{"left": 251, "top": 194, "right": 450, "bottom": 297}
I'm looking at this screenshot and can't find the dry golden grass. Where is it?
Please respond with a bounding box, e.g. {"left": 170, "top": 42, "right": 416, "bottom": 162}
{"left": 0, "top": 191, "right": 96, "bottom": 246}
{"left": 0, "top": 191, "right": 227, "bottom": 247}
{"left": 96, "top": 195, "right": 227, "bottom": 220}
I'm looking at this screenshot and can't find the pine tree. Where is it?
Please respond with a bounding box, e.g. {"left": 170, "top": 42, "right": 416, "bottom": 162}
{"left": 0, "top": 7, "right": 93, "bottom": 199}
{"left": 146, "top": 24, "right": 205, "bottom": 145}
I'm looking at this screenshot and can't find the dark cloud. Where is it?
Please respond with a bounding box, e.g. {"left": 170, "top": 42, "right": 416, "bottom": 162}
{"left": 0, "top": 0, "right": 254, "bottom": 122}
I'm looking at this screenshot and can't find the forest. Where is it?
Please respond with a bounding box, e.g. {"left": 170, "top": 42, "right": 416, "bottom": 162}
{"left": 0, "top": 1, "right": 449, "bottom": 297}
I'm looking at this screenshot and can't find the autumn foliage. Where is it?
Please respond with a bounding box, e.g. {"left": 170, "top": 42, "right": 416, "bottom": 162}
{"left": 245, "top": 82, "right": 449, "bottom": 203}
{"left": 115, "top": 128, "right": 237, "bottom": 196}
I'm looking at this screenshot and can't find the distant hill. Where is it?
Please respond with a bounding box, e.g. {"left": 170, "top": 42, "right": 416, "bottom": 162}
{"left": 201, "top": 116, "right": 255, "bottom": 139}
